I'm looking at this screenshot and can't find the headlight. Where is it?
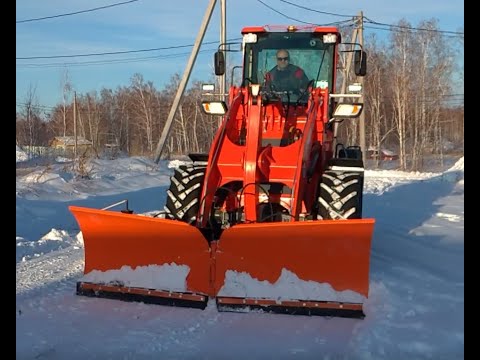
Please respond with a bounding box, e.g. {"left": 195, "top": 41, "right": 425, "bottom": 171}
{"left": 201, "top": 101, "right": 228, "bottom": 115}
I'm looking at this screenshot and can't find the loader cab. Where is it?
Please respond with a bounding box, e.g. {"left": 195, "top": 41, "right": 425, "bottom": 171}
{"left": 241, "top": 27, "right": 340, "bottom": 103}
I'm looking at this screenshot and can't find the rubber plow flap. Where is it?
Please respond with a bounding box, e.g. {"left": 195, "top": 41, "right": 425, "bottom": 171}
{"left": 214, "top": 219, "right": 375, "bottom": 315}
{"left": 69, "top": 206, "right": 211, "bottom": 306}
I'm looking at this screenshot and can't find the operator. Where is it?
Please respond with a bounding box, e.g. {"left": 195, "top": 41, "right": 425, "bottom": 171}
{"left": 264, "top": 49, "right": 310, "bottom": 93}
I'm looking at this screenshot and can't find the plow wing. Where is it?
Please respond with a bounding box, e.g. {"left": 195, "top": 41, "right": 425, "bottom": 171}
{"left": 69, "top": 206, "right": 211, "bottom": 308}
{"left": 214, "top": 219, "right": 375, "bottom": 317}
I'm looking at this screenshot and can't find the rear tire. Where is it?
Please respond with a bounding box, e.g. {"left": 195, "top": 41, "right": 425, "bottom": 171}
{"left": 317, "top": 170, "right": 364, "bottom": 219}
{"left": 164, "top": 164, "right": 206, "bottom": 223}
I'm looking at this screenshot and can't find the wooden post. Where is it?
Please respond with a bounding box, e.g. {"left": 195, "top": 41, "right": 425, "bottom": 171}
{"left": 73, "top": 91, "right": 78, "bottom": 168}
{"left": 153, "top": 0, "right": 218, "bottom": 163}
{"left": 358, "top": 11, "right": 367, "bottom": 164}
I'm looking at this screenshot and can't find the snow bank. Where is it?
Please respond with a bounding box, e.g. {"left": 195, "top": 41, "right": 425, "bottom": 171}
{"left": 16, "top": 145, "right": 29, "bottom": 162}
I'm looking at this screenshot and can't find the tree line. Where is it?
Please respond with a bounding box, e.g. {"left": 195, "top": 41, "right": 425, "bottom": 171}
{"left": 16, "top": 18, "right": 463, "bottom": 171}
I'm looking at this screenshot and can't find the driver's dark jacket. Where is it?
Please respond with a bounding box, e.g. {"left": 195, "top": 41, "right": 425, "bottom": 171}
{"left": 265, "top": 64, "right": 309, "bottom": 92}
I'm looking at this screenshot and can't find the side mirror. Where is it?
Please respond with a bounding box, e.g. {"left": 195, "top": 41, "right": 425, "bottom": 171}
{"left": 354, "top": 50, "right": 367, "bottom": 76}
{"left": 214, "top": 51, "right": 225, "bottom": 76}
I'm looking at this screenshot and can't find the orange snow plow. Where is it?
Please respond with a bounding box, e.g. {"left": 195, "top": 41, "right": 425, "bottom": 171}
{"left": 72, "top": 205, "right": 374, "bottom": 317}
{"left": 71, "top": 205, "right": 211, "bottom": 309}
{"left": 70, "top": 24, "right": 375, "bottom": 318}
{"left": 214, "top": 220, "right": 374, "bottom": 317}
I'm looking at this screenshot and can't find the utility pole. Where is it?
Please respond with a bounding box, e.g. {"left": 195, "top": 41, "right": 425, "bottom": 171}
{"left": 339, "top": 28, "right": 358, "bottom": 97}
{"left": 336, "top": 12, "right": 366, "bottom": 164}
{"left": 358, "top": 11, "right": 366, "bottom": 164}
{"left": 220, "top": 0, "right": 226, "bottom": 102}
{"left": 153, "top": 0, "right": 218, "bottom": 163}
{"left": 73, "top": 91, "right": 78, "bottom": 168}
{"left": 218, "top": 0, "right": 227, "bottom": 127}
{"left": 335, "top": 24, "right": 358, "bottom": 149}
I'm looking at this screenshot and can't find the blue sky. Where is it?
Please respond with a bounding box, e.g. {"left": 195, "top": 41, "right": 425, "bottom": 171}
{"left": 16, "top": 0, "right": 464, "bottom": 111}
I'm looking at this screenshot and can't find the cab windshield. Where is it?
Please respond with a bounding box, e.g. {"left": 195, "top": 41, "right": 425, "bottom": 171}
{"left": 243, "top": 32, "right": 336, "bottom": 99}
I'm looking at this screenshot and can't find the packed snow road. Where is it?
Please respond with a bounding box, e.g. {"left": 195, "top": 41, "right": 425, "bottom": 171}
{"left": 16, "top": 156, "right": 464, "bottom": 359}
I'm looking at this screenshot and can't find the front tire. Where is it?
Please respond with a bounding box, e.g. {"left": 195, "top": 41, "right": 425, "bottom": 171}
{"left": 317, "top": 170, "right": 364, "bottom": 220}
{"left": 164, "top": 164, "right": 206, "bottom": 223}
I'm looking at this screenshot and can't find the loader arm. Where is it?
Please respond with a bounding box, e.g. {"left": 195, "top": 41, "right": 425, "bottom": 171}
{"left": 198, "top": 91, "right": 245, "bottom": 228}
{"left": 198, "top": 86, "right": 331, "bottom": 227}
{"left": 290, "top": 88, "right": 329, "bottom": 218}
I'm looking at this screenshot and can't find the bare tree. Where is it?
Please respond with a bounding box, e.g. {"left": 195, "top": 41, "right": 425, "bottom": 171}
{"left": 83, "top": 92, "right": 103, "bottom": 154}
{"left": 115, "top": 87, "right": 133, "bottom": 154}
{"left": 17, "top": 84, "right": 43, "bottom": 153}
{"left": 364, "top": 35, "right": 396, "bottom": 168}
{"left": 389, "top": 21, "right": 415, "bottom": 170}
{"left": 60, "top": 69, "right": 72, "bottom": 137}
{"left": 409, "top": 20, "right": 451, "bottom": 170}
{"left": 31, "top": 18, "right": 464, "bottom": 170}
{"left": 130, "top": 73, "right": 158, "bottom": 154}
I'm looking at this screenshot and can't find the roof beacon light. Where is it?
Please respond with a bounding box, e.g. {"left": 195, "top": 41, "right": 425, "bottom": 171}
{"left": 243, "top": 33, "right": 258, "bottom": 44}
{"left": 323, "top": 33, "right": 337, "bottom": 44}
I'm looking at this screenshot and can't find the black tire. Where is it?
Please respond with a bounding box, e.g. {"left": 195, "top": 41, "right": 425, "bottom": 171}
{"left": 164, "top": 164, "right": 206, "bottom": 223}
{"left": 317, "top": 170, "right": 364, "bottom": 220}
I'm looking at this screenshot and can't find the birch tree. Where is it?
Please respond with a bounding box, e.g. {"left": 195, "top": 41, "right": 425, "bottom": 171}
{"left": 389, "top": 21, "right": 414, "bottom": 170}
{"left": 60, "top": 69, "right": 72, "bottom": 137}
{"left": 364, "top": 36, "right": 392, "bottom": 168}
{"left": 130, "top": 73, "right": 158, "bottom": 153}
{"left": 17, "top": 84, "right": 43, "bottom": 152}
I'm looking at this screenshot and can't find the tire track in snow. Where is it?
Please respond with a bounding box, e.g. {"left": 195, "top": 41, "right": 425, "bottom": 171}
{"left": 112, "top": 299, "right": 222, "bottom": 358}
{"left": 16, "top": 244, "right": 84, "bottom": 299}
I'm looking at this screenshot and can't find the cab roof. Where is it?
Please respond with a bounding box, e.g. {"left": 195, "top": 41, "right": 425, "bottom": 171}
{"left": 241, "top": 25, "right": 341, "bottom": 35}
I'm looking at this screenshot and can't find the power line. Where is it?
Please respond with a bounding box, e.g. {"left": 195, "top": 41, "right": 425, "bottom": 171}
{"left": 267, "top": 0, "right": 464, "bottom": 36}
{"left": 255, "top": 0, "right": 353, "bottom": 27}
{"left": 363, "top": 25, "right": 462, "bottom": 39}
{"left": 278, "top": 0, "right": 355, "bottom": 18}
{"left": 364, "top": 17, "right": 464, "bottom": 36}
{"left": 439, "top": 94, "right": 464, "bottom": 97}
{"left": 16, "top": 40, "right": 235, "bottom": 60}
{"left": 16, "top": 48, "right": 217, "bottom": 69}
{"left": 16, "top": 0, "right": 141, "bottom": 24}
{"left": 16, "top": 102, "right": 56, "bottom": 111}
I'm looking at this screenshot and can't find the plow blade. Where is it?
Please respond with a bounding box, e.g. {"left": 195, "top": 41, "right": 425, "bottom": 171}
{"left": 214, "top": 219, "right": 375, "bottom": 317}
{"left": 69, "top": 206, "right": 211, "bottom": 309}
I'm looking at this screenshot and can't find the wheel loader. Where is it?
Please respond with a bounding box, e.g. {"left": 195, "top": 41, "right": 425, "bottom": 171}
{"left": 69, "top": 25, "right": 375, "bottom": 318}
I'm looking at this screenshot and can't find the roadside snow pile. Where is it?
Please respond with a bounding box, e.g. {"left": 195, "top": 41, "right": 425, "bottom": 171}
{"left": 16, "top": 145, "right": 29, "bottom": 162}
{"left": 442, "top": 156, "right": 464, "bottom": 182}
{"left": 168, "top": 158, "right": 191, "bottom": 169}
{"left": 16, "top": 229, "right": 80, "bottom": 263}
{"left": 447, "top": 156, "right": 464, "bottom": 173}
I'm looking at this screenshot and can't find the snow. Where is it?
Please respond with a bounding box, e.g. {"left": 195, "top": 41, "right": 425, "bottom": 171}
{"left": 81, "top": 264, "right": 190, "bottom": 292}
{"left": 380, "top": 148, "right": 396, "bottom": 156}
{"left": 82, "top": 262, "right": 364, "bottom": 304}
{"left": 16, "top": 145, "right": 29, "bottom": 162}
{"left": 218, "top": 269, "right": 366, "bottom": 303}
{"left": 16, "top": 150, "right": 464, "bottom": 359}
